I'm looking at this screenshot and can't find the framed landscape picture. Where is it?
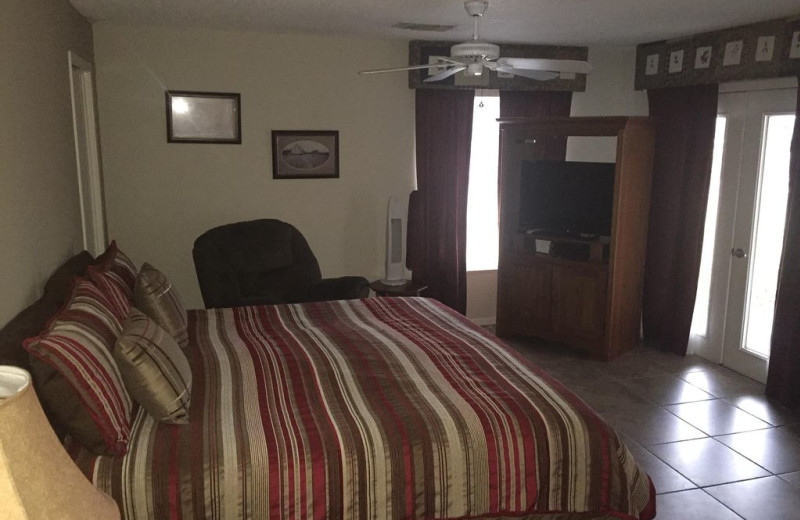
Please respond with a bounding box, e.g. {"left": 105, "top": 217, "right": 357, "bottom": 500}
{"left": 271, "top": 130, "right": 339, "bottom": 179}
{"left": 166, "top": 91, "right": 241, "bottom": 144}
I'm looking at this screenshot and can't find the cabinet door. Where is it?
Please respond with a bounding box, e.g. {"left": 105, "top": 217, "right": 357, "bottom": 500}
{"left": 497, "top": 259, "right": 552, "bottom": 337}
{"left": 551, "top": 264, "right": 607, "bottom": 342}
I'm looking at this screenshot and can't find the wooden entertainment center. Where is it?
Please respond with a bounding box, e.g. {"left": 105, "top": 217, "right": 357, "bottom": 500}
{"left": 495, "top": 117, "right": 654, "bottom": 360}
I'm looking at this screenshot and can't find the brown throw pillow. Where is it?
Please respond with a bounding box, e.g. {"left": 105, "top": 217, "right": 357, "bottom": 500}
{"left": 0, "top": 251, "right": 93, "bottom": 371}
{"left": 114, "top": 308, "right": 191, "bottom": 424}
{"left": 134, "top": 263, "right": 188, "bottom": 347}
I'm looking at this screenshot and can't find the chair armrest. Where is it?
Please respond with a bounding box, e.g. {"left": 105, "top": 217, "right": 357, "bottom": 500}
{"left": 305, "top": 277, "right": 370, "bottom": 302}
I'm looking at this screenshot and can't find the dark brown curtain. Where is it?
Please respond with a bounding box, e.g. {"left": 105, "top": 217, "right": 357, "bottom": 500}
{"left": 407, "top": 89, "right": 474, "bottom": 314}
{"left": 499, "top": 91, "right": 573, "bottom": 158}
{"left": 643, "top": 85, "right": 719, "bottom": 355}
{"left": 766, "top": 83, "right": 800, "bottom": 407}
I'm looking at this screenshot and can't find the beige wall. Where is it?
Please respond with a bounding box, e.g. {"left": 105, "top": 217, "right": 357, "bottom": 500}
{"left": 466, "top": 270, "right": 498, "bottom": 325}
{"left": 568, "top": 46, "right": 649, "bottom": 162}
{"left": 570, "top": 47, "right": 649, "bottom": 118}
{"left": 466, "top": 46, "right": 648, "bottom": 324}
{"left": 92, "top": 24, "right": 416, "bottom": 309}
{"left": 0, "top": 0, "right": 93, "bottom": 326}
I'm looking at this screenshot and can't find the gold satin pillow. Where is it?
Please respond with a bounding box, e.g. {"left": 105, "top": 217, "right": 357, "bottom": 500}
{"left": 134, "top": 263, "right": 188, "bottom": 347}
{"left": 114, "top": 308, "right": 191, "bottom": 424}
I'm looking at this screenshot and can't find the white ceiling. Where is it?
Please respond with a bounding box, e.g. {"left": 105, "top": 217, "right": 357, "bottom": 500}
{"left": 69, "top": 0, "right": 800, "bottom": 47}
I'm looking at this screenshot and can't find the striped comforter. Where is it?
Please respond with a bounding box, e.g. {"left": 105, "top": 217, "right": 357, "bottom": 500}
{"left": 72, "top": 297, "right": 655, "bottom": 520}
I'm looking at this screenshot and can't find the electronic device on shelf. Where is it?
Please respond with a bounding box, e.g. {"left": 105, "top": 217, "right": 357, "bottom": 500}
{"left": 517, "top": 230, "right": 610, "bottom": 263}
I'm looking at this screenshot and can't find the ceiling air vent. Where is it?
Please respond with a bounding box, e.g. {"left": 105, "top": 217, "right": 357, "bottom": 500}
{"left": 392, "top": 22, "right": 455, "bottom": 32}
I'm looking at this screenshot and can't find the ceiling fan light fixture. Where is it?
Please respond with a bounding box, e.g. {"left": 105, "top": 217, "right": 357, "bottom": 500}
{"left": 466, "top": 63, "right": 484, "bottom": 76}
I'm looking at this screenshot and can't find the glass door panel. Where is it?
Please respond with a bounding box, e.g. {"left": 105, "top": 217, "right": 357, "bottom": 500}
{"left": 741, "top": 114, "right": 794, "bottom": 358}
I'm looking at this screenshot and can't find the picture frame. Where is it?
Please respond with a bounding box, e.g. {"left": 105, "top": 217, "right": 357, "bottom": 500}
{"left": 165, "top": 91, "right": 241, "bottom": 144}
{"left": 271, "top": 130, "right": 339, "bottom": 179}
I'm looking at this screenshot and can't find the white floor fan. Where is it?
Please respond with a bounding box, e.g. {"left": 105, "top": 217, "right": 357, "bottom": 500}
{"left": 359, "top": 1, "right": 592, "bottom": 82}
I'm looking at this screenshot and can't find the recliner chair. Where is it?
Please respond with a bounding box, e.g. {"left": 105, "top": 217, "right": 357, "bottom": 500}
{"left": 193, "top": 219, "right": 370, "bottom": 308}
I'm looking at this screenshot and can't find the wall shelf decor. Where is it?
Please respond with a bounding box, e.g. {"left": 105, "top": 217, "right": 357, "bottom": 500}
{"left": 635, "top": 16, "right": 800, "bottom": 90}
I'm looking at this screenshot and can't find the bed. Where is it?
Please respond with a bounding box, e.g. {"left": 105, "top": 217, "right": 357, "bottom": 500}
{"left": 62, "top": 295, "right": 655, "bottom": 520}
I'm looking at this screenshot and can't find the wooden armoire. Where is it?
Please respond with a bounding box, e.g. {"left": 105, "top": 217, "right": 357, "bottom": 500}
{"left": 495, "top": 117, "right": 655, "bottom": 360}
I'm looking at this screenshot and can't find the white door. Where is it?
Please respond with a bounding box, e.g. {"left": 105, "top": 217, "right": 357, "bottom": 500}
{"left": 690, "top": 80, "right": 797, "bottom": 383}
{"left": 69, "top": 52, "right": 107, "bottom": 256}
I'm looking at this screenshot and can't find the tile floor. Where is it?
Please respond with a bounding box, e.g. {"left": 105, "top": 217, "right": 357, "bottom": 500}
{"left": 503, "top": 336, "right": 800, "bottom": 519}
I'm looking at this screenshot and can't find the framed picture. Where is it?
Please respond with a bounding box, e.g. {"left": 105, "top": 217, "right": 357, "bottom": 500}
{"left": 166, "top": 91, "right": 241, "bottom": 144}
{"left": 271, "top": 130, "right": 339, "bottom": 179}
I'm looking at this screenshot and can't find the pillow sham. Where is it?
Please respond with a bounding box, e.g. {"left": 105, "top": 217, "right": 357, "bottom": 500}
{"left": 134, "top": 263, "right": 188, "bottom": 347}
{"left": 114, "top": 308, "right": 191, "bottom": 424}
{"left": 92, "top": 240, "right": 138, "bottom": 299}
{"left": 24, "top": 279, "right": 133, "bottom": 456}
{"left": 86, "top": 264, "right": 131, "bottom": 321}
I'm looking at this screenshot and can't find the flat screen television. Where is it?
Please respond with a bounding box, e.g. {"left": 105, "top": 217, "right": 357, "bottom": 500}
{"left": 518, "top": 159, "right": 615, "bottom": 237}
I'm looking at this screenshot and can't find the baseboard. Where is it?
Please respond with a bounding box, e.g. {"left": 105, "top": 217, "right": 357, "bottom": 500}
{"left": 470, "top": 316, "right": 496, "bottom": 326}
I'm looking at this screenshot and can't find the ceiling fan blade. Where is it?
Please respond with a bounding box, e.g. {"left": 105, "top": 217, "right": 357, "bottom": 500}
{"left": 500, "top": 58, "right": 592, "bottom": 74}
{"left": 438, "top": 56, "right": 467, "bottom": 66}
{"left": 359, "top": 63, "right": 451, "bottom": 75}
{"left": 495, "top": 66, "right": 559, "bottom": 81}
{"left": 423, "top": 66, "right": 467, "bottom": 83}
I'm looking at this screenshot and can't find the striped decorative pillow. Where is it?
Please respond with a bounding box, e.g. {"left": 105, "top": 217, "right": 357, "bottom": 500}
{"left": 115, "top": 308, "right": 192, "bottom": 424}
{"left": 92, "top": 240, "right": 138, "bottom": 299}
{"left": 24, "top": 279, "right": 133, "bottom": 455}
{"left": 87, "top": 265, "right": 132, "bottom": 321}
{"left": 134, "top": 263, "right": 188, "bottom": 347}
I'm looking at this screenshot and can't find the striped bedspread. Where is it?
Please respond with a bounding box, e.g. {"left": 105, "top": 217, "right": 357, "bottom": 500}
{"left": 72, "top": 297, "right": 655, "bottom": 520}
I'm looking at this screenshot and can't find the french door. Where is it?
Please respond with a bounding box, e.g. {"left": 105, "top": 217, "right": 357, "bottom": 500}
{"left": 690, "top": 80, "right": 797, "bottom": 383}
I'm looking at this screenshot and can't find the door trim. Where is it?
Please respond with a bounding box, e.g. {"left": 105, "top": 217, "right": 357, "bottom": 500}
{"left": 719, "top": 77, "right": 798, "bottom": 93}
{"left": 68, "top": 51, "right": 107, "bottom": 256}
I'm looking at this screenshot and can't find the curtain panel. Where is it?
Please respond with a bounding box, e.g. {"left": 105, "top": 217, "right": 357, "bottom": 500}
{"left": 766, "top": 83, "right": 800, "bottom": 407}
{"left": 407, "top": 89, "right": 475, "bottom": 314}
{"left": 642, "top": 85, "right": 719, "bottom": 356}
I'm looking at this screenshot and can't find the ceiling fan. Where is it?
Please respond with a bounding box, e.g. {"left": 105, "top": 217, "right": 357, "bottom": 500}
{"left": 359, "top": 1, "right": 592, "bottom": 82}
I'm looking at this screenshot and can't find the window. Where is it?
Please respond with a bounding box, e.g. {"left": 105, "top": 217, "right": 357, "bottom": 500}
{"left": 690, "top": 116, "right": 727, "bottom": 337}
{"left": 466, "top": 92, "right": 500, "bottom": 271}
{"left": 741, "top": 113, "right": 794, "bottom": 357}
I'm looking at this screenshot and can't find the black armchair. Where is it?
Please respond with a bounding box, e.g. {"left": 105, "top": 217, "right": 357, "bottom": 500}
{"left": 192, "top": 219, "right": 370, "bottom": 308}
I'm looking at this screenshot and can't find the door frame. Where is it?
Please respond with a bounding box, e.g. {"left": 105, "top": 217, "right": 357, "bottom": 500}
{"left": 68, "top": 51, "right": 107, "bottom": 256}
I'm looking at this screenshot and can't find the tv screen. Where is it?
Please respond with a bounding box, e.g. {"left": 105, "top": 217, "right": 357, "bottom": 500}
{"left": 519, "top": 159, "right": 615, "bottom": 237}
